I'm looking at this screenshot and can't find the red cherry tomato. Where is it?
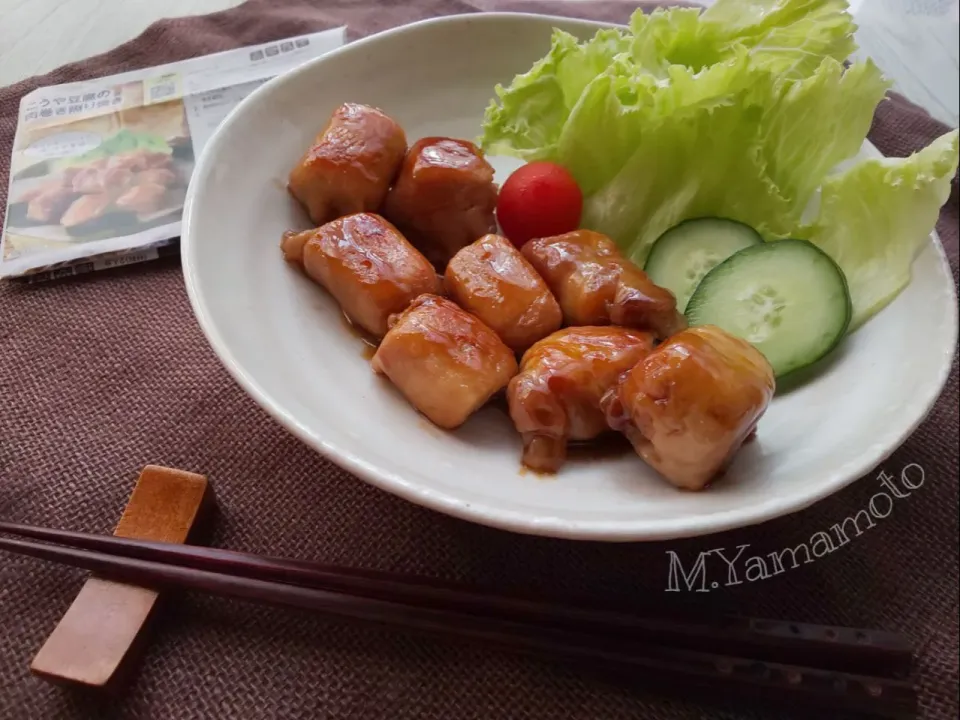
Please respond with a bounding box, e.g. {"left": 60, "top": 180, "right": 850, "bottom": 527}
{"left": 496, "top": 161, "right": 582, "bottom": 248}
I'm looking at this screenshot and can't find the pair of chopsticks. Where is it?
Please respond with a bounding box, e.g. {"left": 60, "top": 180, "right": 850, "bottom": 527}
{"left": 1, "top": 521, "right": 916, "bottom": 718}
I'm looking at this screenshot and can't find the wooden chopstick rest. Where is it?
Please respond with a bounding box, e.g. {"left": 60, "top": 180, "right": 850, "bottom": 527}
{"left": 29, "top": 465, "right": 214, "bottom": 690}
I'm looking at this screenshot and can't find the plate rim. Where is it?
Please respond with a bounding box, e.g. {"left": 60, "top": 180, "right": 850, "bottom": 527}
{"left": 181, "top": 11, "right": 960, "bottom": 541}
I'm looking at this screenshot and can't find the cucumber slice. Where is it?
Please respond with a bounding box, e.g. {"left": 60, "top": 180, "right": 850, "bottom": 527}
{"left": 685, "top": 239, "right": 851, "bottom": 378}
{"left": 644, "top": 218, "right": 762, "bottom": 312}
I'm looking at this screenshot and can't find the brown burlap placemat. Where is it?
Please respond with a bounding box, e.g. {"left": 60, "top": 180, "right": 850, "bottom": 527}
{"left": 1, "top": 1, "right": 958, "bottom": 718}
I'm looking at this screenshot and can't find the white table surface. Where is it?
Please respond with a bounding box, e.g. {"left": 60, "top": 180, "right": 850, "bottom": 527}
{"left": 0, "top": 0, "right": 957, "bottom": 127}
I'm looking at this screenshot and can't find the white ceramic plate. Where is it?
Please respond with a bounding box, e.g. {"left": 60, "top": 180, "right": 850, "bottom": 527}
{"left": 181, "top": 13, "right": 958, "bottom": 541}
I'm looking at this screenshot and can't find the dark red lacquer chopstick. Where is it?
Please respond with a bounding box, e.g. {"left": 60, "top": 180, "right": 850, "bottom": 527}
{"left": 0, "top": 521, "right": 911, "bottom": 677}
{"left": 0, "top": 522, "right": 917, "bottom": 719}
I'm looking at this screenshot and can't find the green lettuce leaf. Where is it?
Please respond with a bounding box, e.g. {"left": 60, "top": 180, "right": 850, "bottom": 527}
{"left": 54, "top": 128, "right": 172, "bottom": 170}
{"left": 481, "top": 0, "right": 862, "bottom": 163}
{"left": 478, "top": 0, "right": 957, "bottom": 334}
{"left": 701, "top": 0, "right": 859, "bottom": 79}
{"left": 628, "top": 8, "right": 724, "bottom": 75}
{"left": 557, "top": 46, "right": 758, "bottom": 195}
{"left": 480, "top": 28, "right": 629, "bottom": 161}
{"left": 628, "top": 1, "right": 857, "bottom": 79}
{"left": 481, "top": 2, "right": 875, "bottom": 223}
{"left": 573, "top": 55, "right": 890, "bottom": 264}
{"left": 756, "top": 57, "right": 890, "bottom": 210}
{"left": 801, "top": 130, "right": 959, "bottom": 330}
{"left": 579, "top": 97, "right": 796, "bottom": 267}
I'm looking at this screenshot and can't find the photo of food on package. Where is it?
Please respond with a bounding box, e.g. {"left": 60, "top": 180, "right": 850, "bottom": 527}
{"left": 3, "top": 92, "right": 193, "bottom": 258}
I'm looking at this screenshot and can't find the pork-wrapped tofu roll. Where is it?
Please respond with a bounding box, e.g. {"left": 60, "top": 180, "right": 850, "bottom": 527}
{"left": 25, "top": 188, "right": 78, "bottom": 224}
{"left": 372, "top": 294, "right": 518, "bottom": 429}
{"left": 17, "top": 168, "right": 80, "bottom": 204}
{"left": 69, "top": 158, "right": 109, "bottom": 194}
{"left": 381, "top": 137, "right": 498, "bottom": 269}
{"left": 507, "top": 327, "right": 655, "bottom": 473}
{"left": 106, "top": 150, "right": 172, "bottom": 172}
{"left": 115, "top": 182, "right": 168, "bottom": 214}
{"left": 281, "top": 212, "right": 440, "bottom": 338}
{"left": 60, "top": 192, "right": 118, "bottom": 227}
{"left": 288, "top": 103, "right": 407, "bottom": 226}
{"left": 444, "top": 234, "right": 562, "bottom": 353}
{"left": 521, "top": 229, "right": 686, "bottom": 340}
{"left": 137, "top": 167, "right": 179, "bottom": 188}
{"left": 602, "top": 325, "right": 775, "bottom": 491}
